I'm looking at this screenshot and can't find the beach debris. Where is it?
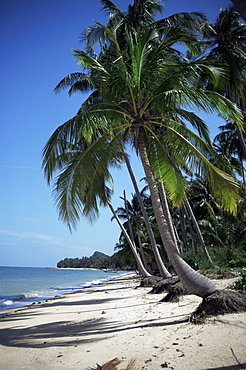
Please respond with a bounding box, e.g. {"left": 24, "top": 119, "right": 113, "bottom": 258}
{"left": 190, "top": 289, "right": 246, "bottom": 324}
{"left": 89, "top": 357, "right": 136, "bottom": 370}
{"left": 144, "top": 358, "right": 152, "bottom": 363}
{"left": 230, "top": 347, "right": 244, "bottom": 369}
{"left": 160, "top": 362, "right": 168, "bottom": 368}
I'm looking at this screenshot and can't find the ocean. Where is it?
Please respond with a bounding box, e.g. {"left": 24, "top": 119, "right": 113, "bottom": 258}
{"left": 0, "top": 266, "right": 130, "bottom": 312}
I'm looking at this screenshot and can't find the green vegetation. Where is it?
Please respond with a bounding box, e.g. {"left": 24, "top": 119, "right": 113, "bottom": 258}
{"left": 236, "top": 268, "right": 246, "bottom": 291}
{"left": 57, "top": 251, "right": 134, "bottom": 270}
{"left": 43, "top": 1, "right": 245, "bottom": 299}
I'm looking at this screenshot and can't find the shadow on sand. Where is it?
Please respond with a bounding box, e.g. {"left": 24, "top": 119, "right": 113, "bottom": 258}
{"left": 0, "top": 300, "right": 188, "bottom": 349}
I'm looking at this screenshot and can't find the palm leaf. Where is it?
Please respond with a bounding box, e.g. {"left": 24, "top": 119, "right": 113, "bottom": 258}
{"left": 164, "top": 124, "right": 241, "bottom": 214}
{"left": 54, "top": 72, "right": 93, "bottom": 95}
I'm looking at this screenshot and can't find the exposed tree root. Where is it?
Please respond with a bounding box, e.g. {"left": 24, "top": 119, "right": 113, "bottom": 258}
{"left": 190, "top": 289, "right": 246, "bottom": 324}
{"left": 139, "top": 276, "right": 162, "bottom": 287}
{"left": 159, "top": 282, "right": 188, "bottom": 303}
{"left": 89, "top": 357, "right": 136, "bottom": 370}
{"left": 149, "top": 277, "right": 180, "bottom": 294}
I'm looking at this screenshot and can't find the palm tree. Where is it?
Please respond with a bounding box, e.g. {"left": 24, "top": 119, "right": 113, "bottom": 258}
{"left": 198, "top": 210, "right": 246, "bottom": 267}
{"left": 55, "top": 0, "right": 205, "bottom": 281}
{"left": 42, "top": 116, "right": 152, "bottom": 277}
{"left": 231, "top": 0, "right": 246, "bottom": 21}
{"left": 107, "top": 196, "right": 152, "bottom": 277}
{"left": 43, "top": 1, "right": 243, "bottom": 298}
{"left": 123, "top": 153, "right": 171, "bottom": 278}
{"left": 203, "top": 6, "right": 246, "bottom": 159}
{"left": 214, "top": 121, "right": 246, "bottom": 206}
{"left": 113, "top": 191, "right": 153, "bottom": 273}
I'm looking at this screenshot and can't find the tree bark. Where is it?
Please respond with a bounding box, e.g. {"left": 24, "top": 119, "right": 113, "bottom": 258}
{"left": 137, "top": 234, "right": 153, "bottom": 274}
{"left": 138, "top": 129, "right": 217, "bottom": 297}
{"left": 184, "top": 203, "right": 198, "bottom": 253}
{"left": 107, "top": 198, "right": 151, "bottom": 278}
{"left": 122, "top": 190, "right": 153, "bottom": 274}
{"left": 124, "top": 151, "right": 171, "bottom": 278}
{"left": 184, "top": 199, "right": 216, "bottom": 266}
{"left": 158, "top": 181, "right": 177, "bottom": 243}
{"left": 178, "top": 206, "right": 189, "bottom": 252}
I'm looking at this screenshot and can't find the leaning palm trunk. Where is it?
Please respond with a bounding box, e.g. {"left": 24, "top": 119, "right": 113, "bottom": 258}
{"left": 138, "top": 130, "right": 217, "bottom": 297}
{"left": 137, "top": 234, "right": 153, "bottom": 274}
{"left": 158, "top": 181, "right": 182, "bottom": 254}
{"left": 124, "top": 151, "right": 171, "bottom": 278}
{"left": 122, "top": 190, "right": 137, "bottom": 250}
{"left": 184, "top": 199, "right": 216, "bottom": 266}
{"left": 177, "top": 206, "right": 189, "bottom": 252}
{"left": 241, "top": 158, "right": 246, "bottom": 206}
{"left": 183, "top": 203, "right": 198, "bottom": 253}
{"left": 237, "top": 127, "right": 246, "bottom": 159}
{"left": 106, "top": 199, "right": 151, "bottom": 278}
{"left": 122, "top": 190, "right": 153, "bottom": 275}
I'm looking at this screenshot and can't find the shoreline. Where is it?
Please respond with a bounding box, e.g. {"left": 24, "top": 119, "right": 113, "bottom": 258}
{"left": 0, "top": 268, "right": 132, "bottom": 313}
{"left": 0, "top": 272, "right": 136, "bottom": 316}
{"left": 0, "top": 273, "right": 245, "bottom": 369}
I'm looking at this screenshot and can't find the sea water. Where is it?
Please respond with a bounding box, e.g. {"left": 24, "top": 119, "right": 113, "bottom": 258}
{"left": 0, "top": 266, "right": 129, "bottom": 312}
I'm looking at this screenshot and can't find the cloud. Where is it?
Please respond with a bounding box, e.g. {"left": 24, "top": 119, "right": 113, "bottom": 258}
{"left": 0, "top": 230, "right": 93, "bottom": 255}
{"left": 0, "top": 230, "right": 63, "bottom": 246}
{"left": 0, "top": 165, "right": 39, "bottom": 170}
{"left": 0, "top": 230, "right": 94, "bottom": 257}
{"left": 20, "top": 217, "right": 41, "bottom": 223}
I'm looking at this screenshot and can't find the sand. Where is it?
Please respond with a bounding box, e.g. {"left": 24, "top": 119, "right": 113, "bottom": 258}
{"left": 0, "top": 273, "right": 245, "bottom": 370}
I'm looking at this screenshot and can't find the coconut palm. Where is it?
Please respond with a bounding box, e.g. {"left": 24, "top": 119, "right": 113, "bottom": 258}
{"left": 113, "top": 191, "right": 153, "bottom": 273}
{"left": 214, "top": 121, "right": 246, "bottom": 204}
{"left": 107, "top": 196, "right": 152, "bottom": 277}
{"left": 82, "top": 0, "right": 207, "bottom": 53}
{"left": 43, "top": 6, "right": 244, "bottom": 299}
{"left": 122, "top": 154, "right": 171, "bottom": 278}
{"left": 42, "top": 114, "right": 152, "bottom": 277}
{"left": 203, "top": 6, "right": 246, "bottom": 159}
{"left": 231, "top": 0, "right": 246, "bottom": 22}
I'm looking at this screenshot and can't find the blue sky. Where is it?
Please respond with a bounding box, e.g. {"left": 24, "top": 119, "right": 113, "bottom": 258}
{"left": 1, "top": 0, "right": 231, "bottom": 267}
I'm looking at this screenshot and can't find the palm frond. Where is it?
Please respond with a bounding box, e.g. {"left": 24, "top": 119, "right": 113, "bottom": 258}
{"left": 164, "top": 124, "right": 242, "bottom": 214}
{"left": 52, "top": 132, "right": 124, "bottom": 229}
{"left": 144, "top": 128, "right": 188, "bottom": 205}
{"left": 54, "top": 73, "right": 93, "bottom": 95}
{"left": 170, "top": 108, "right": 211, "bottom": 143}
{"left": 73, "top": 49, "right": 110, "bottom": 75}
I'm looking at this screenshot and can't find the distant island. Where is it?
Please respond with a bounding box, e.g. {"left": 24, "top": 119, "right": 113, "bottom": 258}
{"left": 57, "top": 251, "right": 133, "bottom": 271}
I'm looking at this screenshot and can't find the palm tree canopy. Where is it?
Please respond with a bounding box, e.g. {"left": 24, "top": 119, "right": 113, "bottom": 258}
{"left": 203, "top": 6, "right": 246, "bottom": 103}
{"left": 43, "top": 2, "right": 243, "bottom": 230}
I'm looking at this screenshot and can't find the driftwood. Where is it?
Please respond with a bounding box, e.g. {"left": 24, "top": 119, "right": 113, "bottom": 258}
{"left": 90, "top": 357, "right": 136, "bottom": 370}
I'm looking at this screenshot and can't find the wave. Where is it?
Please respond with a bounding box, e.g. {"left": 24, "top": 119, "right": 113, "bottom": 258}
{"left": 0, "top": 271, "right": 131, "bottom": 312}
{"left": 0, "top": 294, "right": 26, "bottom": 303}
{"left": 0, "top": 294, "right": 26, "bottom": 309}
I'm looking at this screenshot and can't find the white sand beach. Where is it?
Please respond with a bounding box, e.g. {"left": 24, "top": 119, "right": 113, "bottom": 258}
{"left": 0, "top": 273, "right": 245, "bottom": 370}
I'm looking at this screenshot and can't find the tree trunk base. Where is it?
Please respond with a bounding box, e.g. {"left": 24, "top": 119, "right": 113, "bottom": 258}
{"left": 190, "top": 289, "right": 246, "bottom": 324}
{"left": 149, "top": 277, "right": 180, "bottom": 294}
{"left": 159, "top": 282, "right": 188, "bottom": 302}
{"left": 139, "top": 276, "right": 162, "bottom": 287}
